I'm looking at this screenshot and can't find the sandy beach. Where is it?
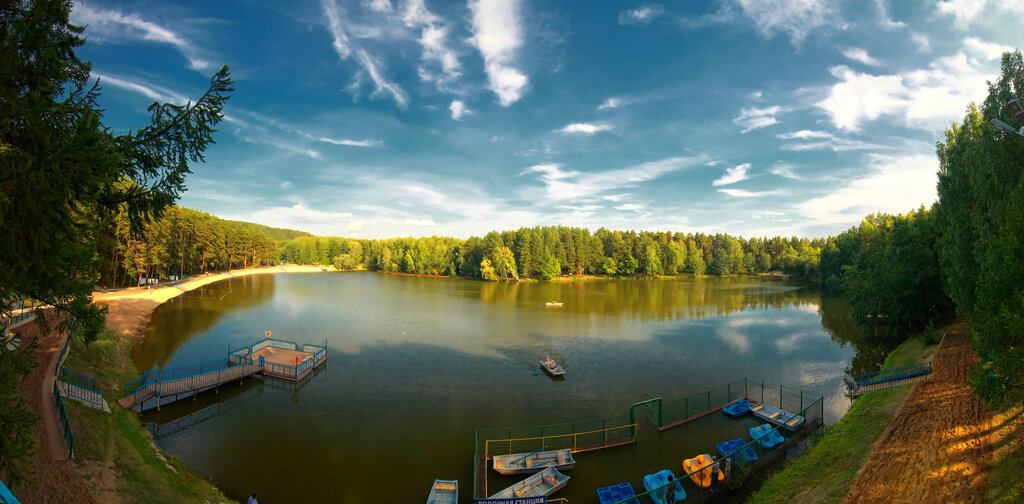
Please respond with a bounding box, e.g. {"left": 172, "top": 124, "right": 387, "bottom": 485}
{"left": 93, "top": 265, "right": 332, "bottom": 337}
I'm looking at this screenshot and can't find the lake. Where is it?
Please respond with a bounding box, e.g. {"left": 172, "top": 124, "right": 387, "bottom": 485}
{"left": 134, "top": 272, "right": 887, "bottom": 503}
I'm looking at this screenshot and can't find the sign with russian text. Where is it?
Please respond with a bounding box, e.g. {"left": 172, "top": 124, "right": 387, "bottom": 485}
{"left": 474, "top": 497, "right": 546, "bottom": 504}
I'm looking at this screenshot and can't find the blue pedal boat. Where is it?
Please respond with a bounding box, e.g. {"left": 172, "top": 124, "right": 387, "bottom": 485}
{"left": 715, "top": 438, "right": 758, "bottom": 466}
{"left": 642, "top": 469, "right": 685, "bottom": 504}
{"left": 597, "top": 482, "right": 640, "bottom": 504}
{"left": 750, "top": 423, "right": 785, "bottom": 449}
{"left": 722, "top": 399, "right": 752, "bottom": 417}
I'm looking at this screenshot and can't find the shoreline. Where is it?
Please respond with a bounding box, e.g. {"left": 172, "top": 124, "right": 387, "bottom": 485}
{"left": 93, "top": 265, "right": 333, "bottom": 338}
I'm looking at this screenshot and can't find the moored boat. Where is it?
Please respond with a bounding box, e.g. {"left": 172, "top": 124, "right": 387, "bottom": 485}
{"left": 722, "top": 399, "right": 752, "bottom": 417}
{"left": 642, "top": 469, "right": 685, "bottom": 504}
{"left": 540, "top": 356, "right": 565, "bottom": 376}
{"left": 489, "top": 467, "right": 569, "bottom": 499}
{"left": 426, "top": 479, "right": 457, "bottom": 504}
{"left": 749, "top": 402, "right": 805, "bottom": 431}
{"left": 682, "top": 454, "right": 723, "bottom": 489}
{"left": 545, "top": 301, "right": 564, "bottom": 307}
{"left": 597, "top": 482, "right": 640, "bottom": 504}
{"left": 492, "top": 448, "right": 575, "bottom": 475}
{"left": 749, "top": 423, "right": 785, "bottom": 449}
{"left": 715, "top": 438, "right": 758, "bottom": 466}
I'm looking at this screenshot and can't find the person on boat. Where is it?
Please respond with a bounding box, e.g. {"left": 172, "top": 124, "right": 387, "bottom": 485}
{"left": 664, "top": 474, "right": 676, "bottom": 503}
{"left": 722, "top": 456, "right": 732, "bottom": 485}
{"left": 247, "top": 492, "right": 258, "bottom": 504}
{"left": 709, "top": 456, "right": 721, "bottom": 491}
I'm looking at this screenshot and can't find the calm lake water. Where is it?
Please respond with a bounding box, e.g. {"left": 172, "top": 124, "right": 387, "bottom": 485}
{"left": 135, "top": 272, "right": 888, "bottom": 503}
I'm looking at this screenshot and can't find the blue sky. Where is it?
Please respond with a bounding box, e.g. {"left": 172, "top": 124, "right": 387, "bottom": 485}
{"left": 71, "top": 0, "right": 1024, "bottom": 239}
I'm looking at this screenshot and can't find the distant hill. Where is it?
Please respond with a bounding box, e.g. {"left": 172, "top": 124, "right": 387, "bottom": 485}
{"left": 225, "top": 220, "right": 311, "bottom": 242}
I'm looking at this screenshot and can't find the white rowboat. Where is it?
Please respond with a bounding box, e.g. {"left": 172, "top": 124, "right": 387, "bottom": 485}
{"left": 492, "top": 448, "right": 575, "bottom": 475}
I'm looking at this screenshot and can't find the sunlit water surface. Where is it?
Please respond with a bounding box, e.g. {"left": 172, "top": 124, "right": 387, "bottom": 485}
{"left": 135, "top": 272, "right": 886, "bottom": 503}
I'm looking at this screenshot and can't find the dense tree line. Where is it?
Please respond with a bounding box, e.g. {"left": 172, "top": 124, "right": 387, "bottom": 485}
{"left": 98, "top": 207, "right": 279, "bottom": 288}
{"left": 819, "top": 208, "right": 951, "bottom": 336}
{"left": 280, "top": 227, "right": 823, "bottom": 279}
{"left": 820, "top": 51, "right": 1024, "bottom": 406}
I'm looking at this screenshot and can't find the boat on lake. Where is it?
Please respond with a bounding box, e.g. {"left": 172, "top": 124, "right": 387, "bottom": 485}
{"left": 722, "top": 399, "right": 752, "bottom": 417}
{"left": 426, "top": 479, "right": 457, "bottom": 504}
{"left": 545, "top": 301, "right": 564, "bottom": 307}
{"left": 682, "top": 454, "right": 723, "bottom": 489}
{"left": 492, "top": 448, "right": 575, "bottom": 475}
{"left": 749, "top": 402, "right": 805, "bottom": 431}
{"left": 642, "top": 469, "right": 685, "bottom": 504}
{"left": 489, "top": 466, "right": 569, "bottom": 499}
{"left": 540, "top": 356, "right": 565, "bottom": 377}
{"left": 715, "top": 438, "right": 758, "bottom": 466}
{"left": 750, "top": 423, "right": 785, "bottom": 449}
{"left": 597, "top": 482, "right": 640, "bottom": 504}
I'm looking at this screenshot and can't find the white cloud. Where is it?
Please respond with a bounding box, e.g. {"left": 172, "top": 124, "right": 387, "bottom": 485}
{"left": 733, "top": 0, "right": 837, "bottom": 48}
{"left": 389, "top": 218, "right": 435, "bottom": 226}
{"left": 937, "top": 0, "right": 987, "bottom": 27}
{"left": 796, "top": 151, "right": 937, "bottom": 226}
{"left": 750, "top": 90, "right": 763, "bottom": 100}
{"left": 469, "top": 0, "right": 528, "bottom": 106}
{"left": 615, "top": 203, "right": 643, "bottom": 211}
{"left": 776, "top": 130, "right": 888, "bottom": 151}
{"left": 911, "top": 32, "right": 931, "bottom": 52}
{"left": 718, "top": 188, "right": 785, "bottom": 198}
{"left": 841, "top": 47, "right": 881, "bottom": 66}
{"left": 321, "top": 0, "right": 408, "bottom": 107}
{"left": 70, "top": 4, "right": 211, "bottom": 71}
{"left": 314, "top": 137, "right": 382, "bottom": 147}
{"left": 734, "top": 105, "right": 783, "bottom": 133}
{"left": 618, "top": 5, "right": 667, "bottom": 26}
{"left": 94, "top": 73, "right": 187, "bottom": 103}
{"left": 598, "top": 97, "right": 622, "bottom": 110}
{"left": 775, "top": 130, "right": 832, "bottom": 140}
{"left": 874, "top": 0, "right": 906, "bottom": 29}
{"left": 558, "top": 123, "right": 613, "bottom": 135}
{"left": 450, "top": 100, "right": 468, "bottom": 120}
{"left": 403, "top": 0, "right": 461, "bottom": 89}
{"left": 712, "top": 163, "right": 752, "bottom": 186}
{"left": 963, "top": 37, "right": 1014, "bottom": 61}
{"left": 522, "top": 156, "right": 707, "bottom": 202}
{"left": 348, "top": 221, "right": 366, "bottom": 231}
{"left": 815, "top": 50, "right": 995, "bottom": 132}
{"left": 248, "top": 204, "right": 352, "bottom": 230}
{"left": 365, "top": 0, "right": 392, "bottom": 12}
{"left": 771, "top": 163, "right": 801, "bottom": 180}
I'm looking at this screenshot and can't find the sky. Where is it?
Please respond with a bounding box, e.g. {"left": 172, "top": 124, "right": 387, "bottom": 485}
{"left": 71, "top": 0, "right": 1024, "bottom": 239}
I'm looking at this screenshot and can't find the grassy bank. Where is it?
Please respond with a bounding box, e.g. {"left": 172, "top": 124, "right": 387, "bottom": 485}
{"left": 746, "top": 330, "right": 939, "bottom": 504}
{"left": 61, "top": 327, "right": 236, "bottom": 503}
{"left": 986, "top": 393, "right": 1024, "bottom": 504}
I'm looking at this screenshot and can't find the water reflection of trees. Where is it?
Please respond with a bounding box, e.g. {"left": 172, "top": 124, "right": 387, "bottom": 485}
{"left": 817, "top": 296, "right": 902, "bottom": 377}
{"left": 132, "top": 275, "right": 276, "bottom": 371}
{"left": 478, "top": 276, "right": 821, "bottom": 322}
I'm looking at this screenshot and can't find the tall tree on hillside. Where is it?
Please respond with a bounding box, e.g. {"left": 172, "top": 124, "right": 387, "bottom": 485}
{"left": 0, "top": 0, "right": 231, "bottom": 486}
{"left": 935, "top": 50, "right": 1024, "bottom": 405}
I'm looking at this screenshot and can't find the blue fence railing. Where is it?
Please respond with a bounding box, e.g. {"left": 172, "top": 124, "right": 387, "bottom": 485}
{"left": 52, "top": 382, "right": 73, "bottom": 458}
{"left": 847, "top": 361, "right": 932, "bottom": 389}
{"left": 0, "top": 475, "right": 20, "bottom": 503}
{"left": 59, "top": 367, "right": 105, "bottom": 409}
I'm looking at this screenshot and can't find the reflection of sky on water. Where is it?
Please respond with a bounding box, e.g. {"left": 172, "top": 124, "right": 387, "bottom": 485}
{"left": 136, "top": 272, "right": 884, "bottom": 503}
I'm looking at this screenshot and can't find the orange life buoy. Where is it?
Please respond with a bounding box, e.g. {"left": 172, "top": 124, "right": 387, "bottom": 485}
{"left": 293, "top": 356, "right": 300, "bottom": 366}
{"left": 265, "top": 330, "right": 272, "bottom": 339}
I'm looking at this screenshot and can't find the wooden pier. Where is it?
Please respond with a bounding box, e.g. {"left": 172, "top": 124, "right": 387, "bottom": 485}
{"left": 121, "top": 338, "right": 327, "bottom": 410}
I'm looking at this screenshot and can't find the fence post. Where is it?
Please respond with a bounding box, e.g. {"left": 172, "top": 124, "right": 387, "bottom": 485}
{"left": 800, "top": 390, "right": 803, "bottom": 412}
{"left": 761, "top": 381, "right": 764, "bottom": 403}
{"left": 707, "top": 390, "right": 711, "bottom": 411}
{"left": 780, "top": 386, "right": 782, "bottom": 409}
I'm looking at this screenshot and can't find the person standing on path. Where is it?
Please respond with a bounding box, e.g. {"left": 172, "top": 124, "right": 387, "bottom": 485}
{"left": 248, "top": 492, "right": 258, "bottom": 504}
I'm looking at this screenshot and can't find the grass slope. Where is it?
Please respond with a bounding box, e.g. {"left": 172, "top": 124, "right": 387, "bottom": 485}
{"left": 986, "top": 395, "right": 1024, "bottom": 504}
{"left": 62, "top": 328, "right": 236, "bottom": 504}
{"left": 746, "top": 331, "right": 938, "bottom": 504}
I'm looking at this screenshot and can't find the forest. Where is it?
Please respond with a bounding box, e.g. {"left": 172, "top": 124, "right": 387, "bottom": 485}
{"left": 277, "top": 227, "right": 824, "bottom": 280}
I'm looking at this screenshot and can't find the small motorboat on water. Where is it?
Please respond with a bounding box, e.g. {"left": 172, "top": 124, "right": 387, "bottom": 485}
{"left": 492, "top": 448, "right": 575, "bottom": 475}
{"left": 596, "top": 482, "right": 639, "bottom": 504}
{"left": 682, "top": 454, "right": 723, "bottom": 489}
{"left": 540, "top": 355, "right": 565, "bottom": 377}
{"left": 642, "top": 469, "right": 685, "bottom": 504}
{"left": 426, "top": 479, "right": 457, "bottom": 504}
{"left": 722, "top": 399, "right": 752, "bottom": 417}
{"left": 489, "top": 467, "right": 569, "bottom": 499}
{"left": 750, "top": 423, "right": 785, "bottom": 449}
{"left": 545, "top": 301, "right": 564, "bottom": 307}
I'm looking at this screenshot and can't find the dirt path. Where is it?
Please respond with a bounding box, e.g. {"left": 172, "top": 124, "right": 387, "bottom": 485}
{"left": 13, "top": 310, "right": 99, "bottom": 504}
{"left": 843, "top": 326, "right": 992, "bottom": 503}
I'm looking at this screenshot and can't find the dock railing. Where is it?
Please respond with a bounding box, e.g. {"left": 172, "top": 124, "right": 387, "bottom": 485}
{"left": 845, "top": 361, "right": 932, "bottom": 392}
{"left": 59, "top": 367, "right": 105, "bottom": 410}
{"left": 614, "top": 396, "right": 825, "bottom": 504}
